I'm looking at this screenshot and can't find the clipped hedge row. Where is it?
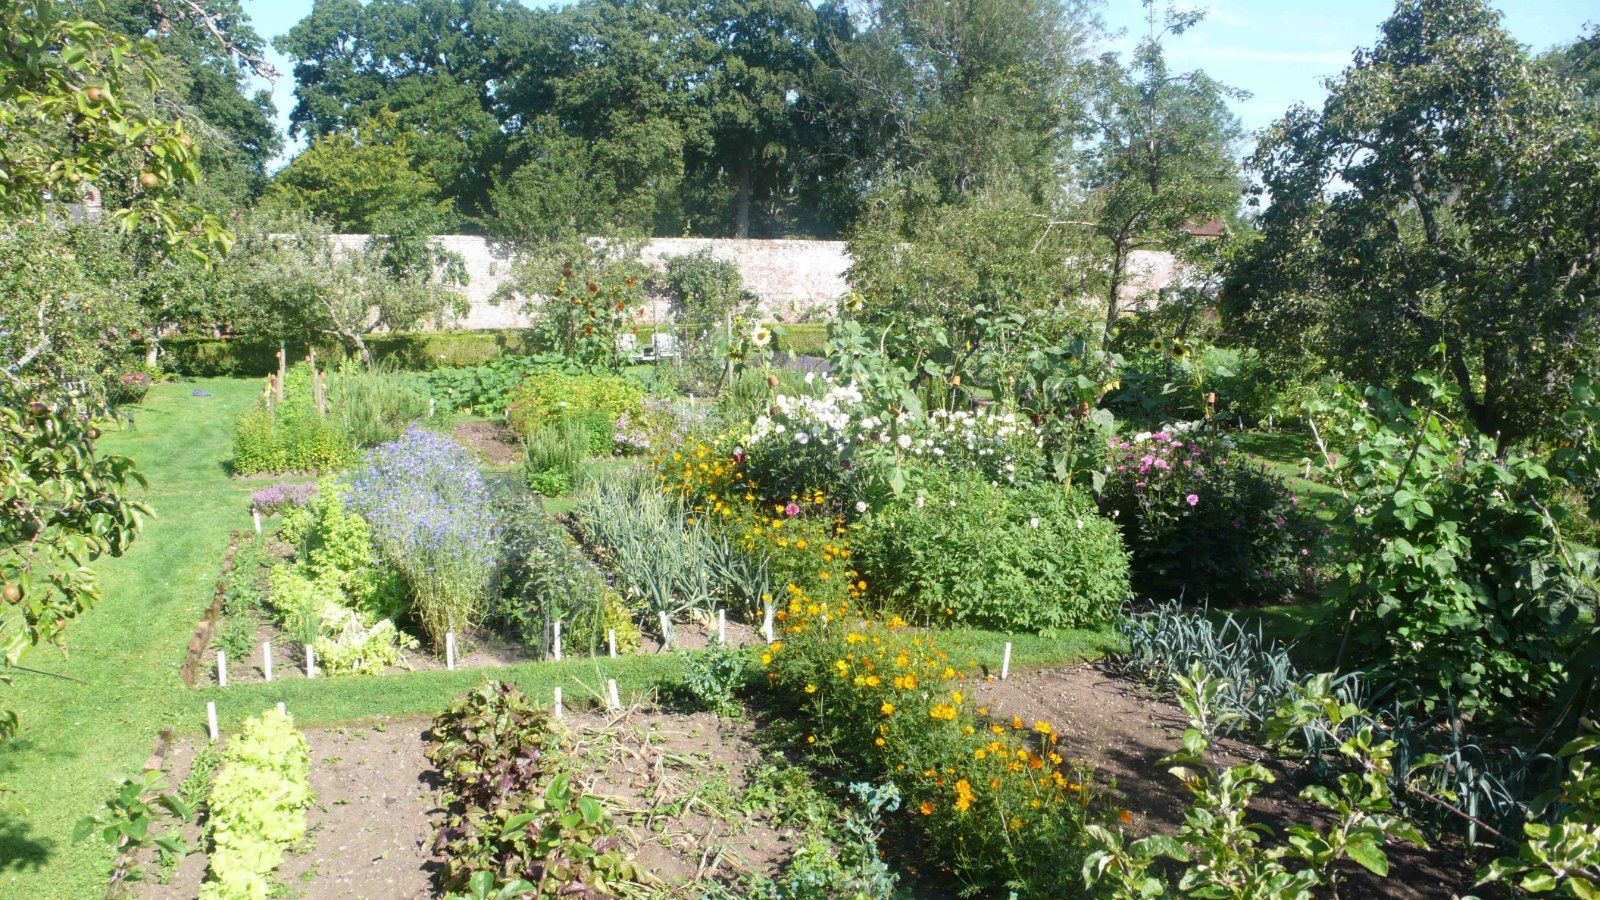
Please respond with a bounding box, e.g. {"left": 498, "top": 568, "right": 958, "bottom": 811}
{"left": 773, "top": 322, "right": 828, "bottom": 357}
{"left": 162, "top": 330, "right": 552, "bottom": 377}
{"left": 162, "top": 322, "right": 828, "bottom": 377}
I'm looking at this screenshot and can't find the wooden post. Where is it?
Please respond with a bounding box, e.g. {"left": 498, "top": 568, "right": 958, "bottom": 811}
{"left": 552, "top": 621, "right": 562, "bottom": 661}
{"left": 1000, "top": 642, "right": 1012, "bottom": 681}
{"left": 277, "top": 701, "right": 286, "bottom": 716}
{"left": 446, "top": 632, "right": 456, "bottom": 670}
{"left": 553, "top": 687, "right": 564, "bottom": 718}
{"left": 762, "top": 602, "right": 775, "bottom": 643}
{"left": 252, "top": 508, "right": 262, "bottom": 534}
{"left": 276, "top": 343, "right": 286, "bottom": 404}
{"left": 657, "top": 612, "right": 672, "bottom": 651}
{"left": 206, "top": 702, "right": 219, "bottom": 741}
{"left": 606, "top": 679, "right": 621, "bottom": 711}
{"left": 263, "top": 642, "right": 273, "bottom": 682}
{"left": 607, "top": 629, "right": 617, "bottom": 658}
{"left": 217, "top": 651, "right": 227, "bottom": 687}
{"left": 305, "top": 644, "right": 316, "bottom": 679}
{"left": 716, "top": 609, "right": 726, "bottom": 645}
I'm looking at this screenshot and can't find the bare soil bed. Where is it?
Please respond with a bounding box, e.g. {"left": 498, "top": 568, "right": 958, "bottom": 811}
{"left": 451, "top": 420, "right": 522, "bottom": 468}
{"left": 136, "top": 707, "right": 807, "bottom": 898}
{"left": 970, "top": 662, "right": 1489, "bottom": 899}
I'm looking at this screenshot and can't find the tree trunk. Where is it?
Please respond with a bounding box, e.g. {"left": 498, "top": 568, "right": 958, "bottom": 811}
{"left": 734, "top": 157, "right": 753, "bottom": 239}
{"left": 1102, "top": 245, "right": 1126, "bottom": 351}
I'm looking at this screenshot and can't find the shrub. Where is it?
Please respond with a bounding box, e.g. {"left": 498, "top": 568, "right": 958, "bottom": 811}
{"left": 231, "top": 364, "right": 357, "bottom": 476}
{"left": 325, "top": 362, "right": 431, "bottom": 448}
{"left": 279, "top": 480, "right": 402, "bottom": 619}
{"left": 201, "top": 708, "right": 312, "bottom": 900}
{"left": 521, "top": 424, "right": 588, "bottom": 496}
{"left": 673, "top": 644, "right": 751, "bottom": 716}
{"left": 854, "top": 472, "right": 1129, "bottom": 631}
{"left": 1099, "top": 429, "right": 1319, "bottom": 604}
{"left": 662, "top": 249, "right": 752, "bottom": 327}
{"left": 761, "top": 590, "right": 1101, "bottom": 896}
{"left": 1313, "top": 377, "right": 1592, "bottom": 719}
{"left": 425, "top": 353, "right": 575, "bottom": 416}
{"left": 491, "top": 487, "right": 623, "bottom": 655}
{"left": 505, "top": 372, "right": 644, "bottom": 454}
{"left": 348, "top": 427, "right": 496, "bottom": 650}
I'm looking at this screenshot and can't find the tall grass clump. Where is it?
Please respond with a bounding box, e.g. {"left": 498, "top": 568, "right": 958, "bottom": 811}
{"left": 348, "top": 427, "right": 495, "bottom": 649}
{"left": 521, "top": 423, "right": 589, "bottom": 496}
{"left": 326, "top": 361, "right": 432, "bottom": 448}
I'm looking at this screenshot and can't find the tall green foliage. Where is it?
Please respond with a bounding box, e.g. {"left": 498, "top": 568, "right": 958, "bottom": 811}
{"left": 1226, "top": 0, "right": 1600, "bottom": 445}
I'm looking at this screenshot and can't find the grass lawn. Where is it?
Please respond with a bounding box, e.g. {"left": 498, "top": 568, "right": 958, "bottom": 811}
{"left": 0, "top": 376, "right": 1116, "bottom": 897}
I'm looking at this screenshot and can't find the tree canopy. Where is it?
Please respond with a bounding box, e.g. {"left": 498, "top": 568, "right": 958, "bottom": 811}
{"left": 1223, "top": 0, "right": 1600, "bottom": 445}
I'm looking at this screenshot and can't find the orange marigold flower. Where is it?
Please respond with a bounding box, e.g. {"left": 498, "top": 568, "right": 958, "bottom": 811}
{"left": 919, "top": 802, "right": 933, "bottom": 816}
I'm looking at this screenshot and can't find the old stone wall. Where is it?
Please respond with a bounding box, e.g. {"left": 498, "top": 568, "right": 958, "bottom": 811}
{"left": 327, "top": 234, "right": 851, "bottom": 331}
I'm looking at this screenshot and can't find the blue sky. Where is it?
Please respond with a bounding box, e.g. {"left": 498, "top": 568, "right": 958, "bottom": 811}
{"left": 242, "top": 0, "right": 1597, "bottom": 169}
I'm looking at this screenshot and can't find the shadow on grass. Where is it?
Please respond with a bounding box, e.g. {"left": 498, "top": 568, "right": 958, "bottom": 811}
{"left": 0, "top": 814, "right": 54, "bottom": 874}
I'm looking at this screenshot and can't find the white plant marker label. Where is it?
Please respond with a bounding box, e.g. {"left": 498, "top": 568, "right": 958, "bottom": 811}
{"left": 305, "top": 644, "right": 316, "bottom": 679}
{"left": 446, "top": 632, "right": 456, "bottom": 670}
{"left": 1000, "top": 642, "right": 1012, "bottom": 681}
{"left": 277, "top": 701, "right": 286, "bottom": 716}
{"left": 263, "top": 642, "right": 273, "bottom": 682}
{"left": 1303, "top": 460, "right": 1312, "bottom": 478}
{"left": 552, "top": 620, "right": 562, "bottom": 661}
{"left": 762, "top": 602, "right": 775, "bottom": 643}
{"left": 429, "top": 397, "right": 435, "bottom": 418}
{"left": 553, "top": 686, "right": 564, "bottom": 718}
{"left": 217, "top": 651, "right": 227, "bottom": 687}
{"left": 606, "top": 679, "right": 621, "bottom": 711}
{"left": 206, "top": 702, "right": 219, "bottom": 741}
{"left": 658, "top": 612, "right": 671, "bottom": 650}
{"left": 252, "top": 508, "right": 261, "bottom": 534}
{"left": 607, "top": 629, "right": 617, "bottom": 658}
{"left": 716, "top": 609, "right": 726, "bottom": 645}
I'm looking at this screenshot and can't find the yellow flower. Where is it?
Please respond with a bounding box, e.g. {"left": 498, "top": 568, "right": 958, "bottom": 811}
{"left": 918, "top": 802, "right": 933, "bottom": 816}
{"left": 874, "top": 737, "right": 885, "bottom": 746}
{"left": 880, "top": 701, "right": 895, "bottom": 715}
{"left": 1034, "top": 721, "right": 1053, "bottom": 735}
{"left": 974, "top": 749, "right": 987, "bottom": 760}
{"left": 804, "top": 683, "right": 816, "bottom": 694}
{"left": 761, "top": 653, "right": 773, "bottom": 665}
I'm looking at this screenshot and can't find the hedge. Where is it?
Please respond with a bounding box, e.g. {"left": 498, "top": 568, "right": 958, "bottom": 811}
{"left": 159, "top": 330, "right": 552, "bottom": 377}
{"left": 161, "top": 321, "right": 829, "bottom": 378}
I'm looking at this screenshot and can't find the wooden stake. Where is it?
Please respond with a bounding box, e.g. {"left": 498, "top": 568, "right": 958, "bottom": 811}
{"left": 252, "top": 508, "right": 261, "bottom": 534}
{"left": 206, "top": 702, "right": 219, "bottom": 741}
{"left": 217, "top": 651, "right": 227, "bottom": 687}
{"left": 606, "top": 679, "right": 621, "bottom": 711}
{"left": 446, "top": 632, "right": 456, "bottom": 670}
{"left": 552, "top": 620, "right": 562, "bottom": 661}
{"left": 716, "top": 609, "right": 726, "bottom": 645}
{"left": 762, "top": 602, "right": 775, "bottom": 643}
{"left": 305, "top": 644, "right": 316, "bottom": 679}
{"left": 1000, "top": 642, "right": 1012, "bottom": 681}
{"left": 658, "top": 612, "right": 672, "bottom": 651}
{"left": 607, "top": 629, "right": 617, "bottom": 658}
{"left": 263, "top": 642, "right": 273, "bottom": 682}
{"left": 276, "top": 701, "right": 286, "bottom": 716}
{"left": 553, "top": 686, "right": 564, "bottom": 718}
{"left": 276, "top": 345, "right": 286, "bottom": 403}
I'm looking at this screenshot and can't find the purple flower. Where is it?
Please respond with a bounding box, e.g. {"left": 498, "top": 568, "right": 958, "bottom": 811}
{"left": 784, "top": 502, "right": 800, "bottom": 517}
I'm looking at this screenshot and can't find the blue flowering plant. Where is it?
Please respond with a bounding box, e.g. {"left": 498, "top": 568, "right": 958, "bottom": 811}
{"left": 349, "top": 427, "right": 497, "bottom": 651}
